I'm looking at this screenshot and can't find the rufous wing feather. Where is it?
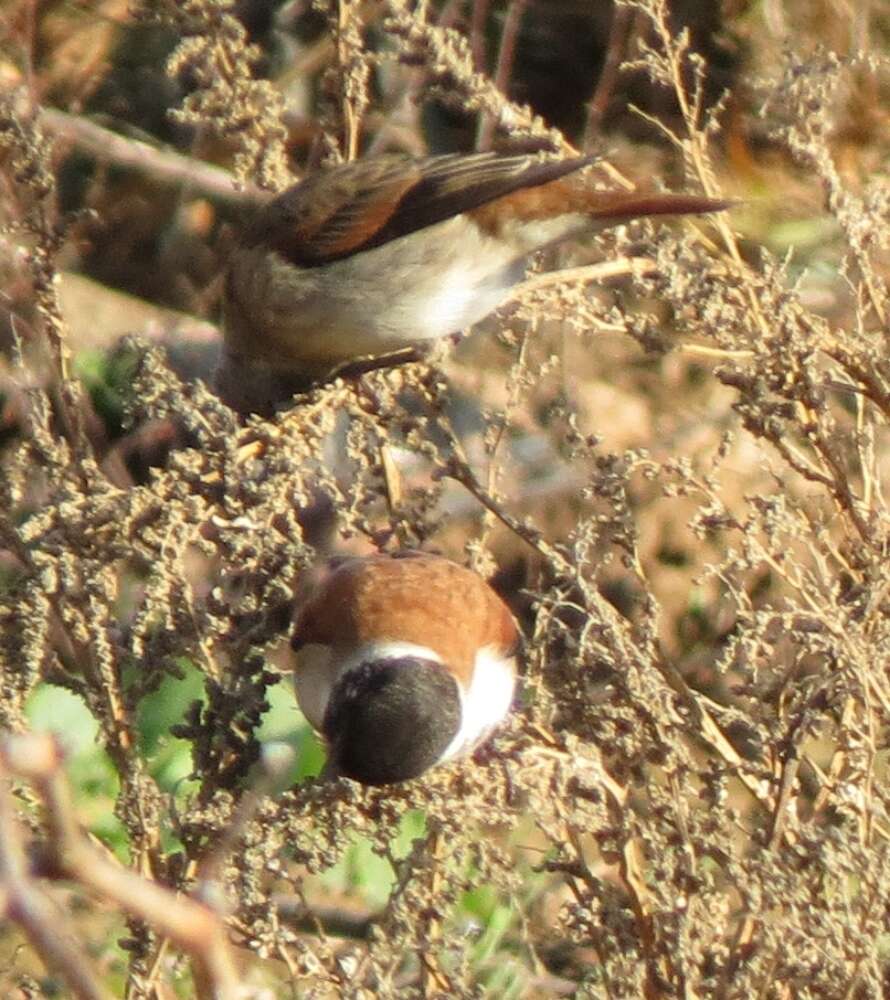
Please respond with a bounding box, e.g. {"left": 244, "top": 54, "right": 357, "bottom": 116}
{"left": 251, "top": 157, "right": 421, "bottom": 266}
{"left": 247, "top": 153, "right": 599, "bottom": 268}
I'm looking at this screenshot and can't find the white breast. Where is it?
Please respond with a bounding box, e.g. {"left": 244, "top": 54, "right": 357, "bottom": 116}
{"left": 441, "top": 646, "right": 517, "bottom": 761}
{"left": 292, "top": 643, "right": 336, "bottom": 732}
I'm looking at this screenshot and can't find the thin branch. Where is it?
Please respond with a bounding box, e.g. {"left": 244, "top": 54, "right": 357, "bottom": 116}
{"left": 0, "top": 751, "right": 109, "bottom": 1000}
{"left": 39, "top": 107, "right": 260, "bottom": 205}
{"left": 1, "top": 732, "right": 245, "bottom": 1000}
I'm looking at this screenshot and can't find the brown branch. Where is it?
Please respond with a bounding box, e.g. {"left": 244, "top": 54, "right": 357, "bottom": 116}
{"left": 0, "top": 732, "right": 245, "bottom": 1000}
{"left": 468, "top": 0, "right": 491, "bottom": 72}
{"left": 38, "top": 107, "right": 261, "bottom": 206}
{"left": 477, "top": 0, "right": 529, "bottom": 150}
{"left": 0, "top": 749, "right": 109, "bottom": 1000}
{"left": 582, "top": 4, "right": 634, "bottom": 144}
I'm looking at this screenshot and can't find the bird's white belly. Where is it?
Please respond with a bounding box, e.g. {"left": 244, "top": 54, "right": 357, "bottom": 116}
{"left": 253, "top": 216, "right": 523, "bottom": 366}
{"left": 441, "top": 646, "right": 517, "bottom": 761}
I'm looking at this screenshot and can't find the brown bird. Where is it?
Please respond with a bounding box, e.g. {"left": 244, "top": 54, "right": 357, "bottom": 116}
{"left": 290, "top": 552, "right": 520, "bottom": 786}
{"left": 217, "top": 151, "right": 728, "bottom": 414}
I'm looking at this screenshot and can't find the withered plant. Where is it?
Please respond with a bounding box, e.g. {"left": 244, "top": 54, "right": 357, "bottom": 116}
{"left": 1, "top": 0, "right": 890, "bottom": 997}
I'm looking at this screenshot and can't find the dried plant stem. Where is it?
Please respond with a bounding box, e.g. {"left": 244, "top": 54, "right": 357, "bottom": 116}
{"left": 336, "top": 0, "right": 370, "bottom": 159}
{"left": 417, "top": 826, "right": 451, "bottom": 997}
{"left": 583, "top": 4, "right": 635, "bottom": 143}
{"left": 477, "top": 0, "right": 529, "bottom": 150}
{"left": 0, "top": 758, "right": 109, "bottom": 1000}
{"left": 1, "top": 734, "right": 244, "bottom": 1000}
{"left": 513, "top": 257, "right": 659, "bottom": 297}
{"left": 39, "top": 107, "right": 257, "bottom": 205}
{"left": 446, "top": 453, "right": 566, "bottom": 569}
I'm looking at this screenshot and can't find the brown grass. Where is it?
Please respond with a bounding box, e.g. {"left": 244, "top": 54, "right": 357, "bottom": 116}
{"left": 2, "top": 0, "right": 890, "bottom": 996}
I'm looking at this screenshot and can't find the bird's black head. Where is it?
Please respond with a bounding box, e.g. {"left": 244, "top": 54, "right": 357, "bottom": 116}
{"left": 322, "top": 656, "right": 462, "bottom": 786}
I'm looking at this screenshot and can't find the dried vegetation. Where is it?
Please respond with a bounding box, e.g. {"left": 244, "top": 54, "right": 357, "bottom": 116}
{"left": 2, "top": 0, "right": 890, "bottom": 997}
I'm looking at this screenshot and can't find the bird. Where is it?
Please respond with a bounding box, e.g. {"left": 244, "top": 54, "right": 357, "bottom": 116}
{"left": 216, "top": 150, "right": 729, "bottom": 414}
{"left": 289, "top": 551, "right": 520, "bottom": 786}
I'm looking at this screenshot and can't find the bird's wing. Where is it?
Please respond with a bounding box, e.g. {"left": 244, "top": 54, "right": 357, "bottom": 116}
{"left": 249, "top": 152, "right": 597, "bottom": 267}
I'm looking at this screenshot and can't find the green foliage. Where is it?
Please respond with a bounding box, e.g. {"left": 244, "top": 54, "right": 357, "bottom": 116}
{"left": 26, "top": 685, "right": 123, "bottom": 847}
